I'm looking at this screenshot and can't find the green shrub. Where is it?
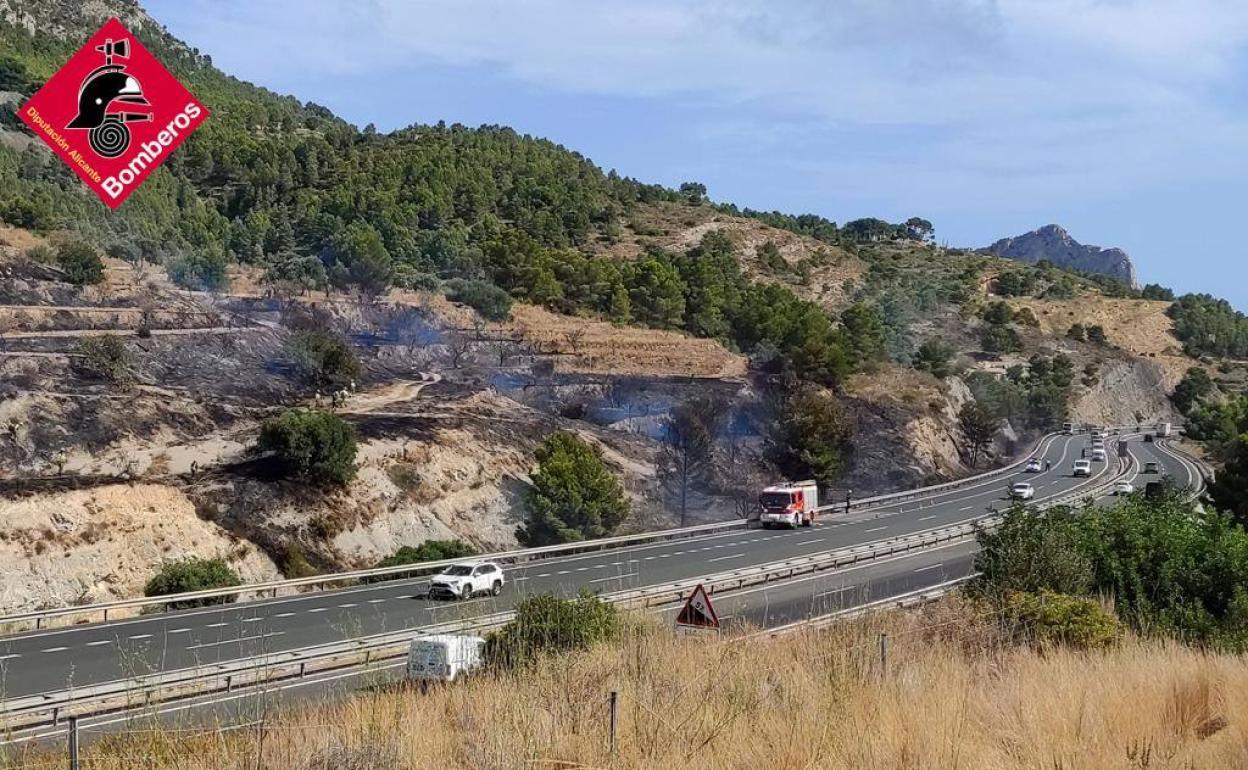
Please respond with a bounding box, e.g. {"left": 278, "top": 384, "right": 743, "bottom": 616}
{"left": 75, "top": 335, "right": 130, "bottom": 382}
{"left": 483, "top": 591, "right": 620, "bottom": 669}
{"left": 258, "top": 408, "right": 357, "bottom": 484}
{"left": 519, "top": 432, "right": 629, "bottom": 546}
{"left": 366, "top": 540, "right": 477, "bottom": 582}
{"left": 913, "top": 337, "right": 956, "bottom": 378}
{"left": 980, "top": 324, "right": 1022, "bottom": 353}
{"left": 1003, "top": 590, "right": 1122, "bottom": 650}
{"left": 144, "top": 558, "right": 242, "bottom": 608}
{"left": 445, "top": 278, "right": 513, "bottom": 321}
{"left": 288, "top": 330, "right": 362, "bottom": 386}
{"left": 56, "top": 241, "right": 104, "bottom": 285}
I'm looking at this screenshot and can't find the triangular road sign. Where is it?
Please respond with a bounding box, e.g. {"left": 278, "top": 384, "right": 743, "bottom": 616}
{"left": 675, "top": 584, "right": 720, "bottom": 630}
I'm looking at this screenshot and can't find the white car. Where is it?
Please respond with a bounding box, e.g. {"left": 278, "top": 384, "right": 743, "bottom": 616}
{"left": 1113, "top": 481, "right": 1135, "bottom": 496}
{"left": 1025, "top": 459, "right": 1043, "bottom": 473}
{"left": 428, "top": 561, "right": 506, "bottom": 600}
{"left": 1072, "top": 460, "right": 1092, "bottom": 477}
{"left": 1009, "top": 482, "right": 1035, "bottom": 500}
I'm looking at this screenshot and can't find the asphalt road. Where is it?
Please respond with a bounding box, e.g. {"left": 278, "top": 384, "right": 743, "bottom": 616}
{"left": 0, "top": 433, "right": 1184, "bottom": 703}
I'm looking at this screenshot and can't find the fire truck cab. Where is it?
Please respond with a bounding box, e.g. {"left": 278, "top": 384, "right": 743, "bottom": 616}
{"left": 758, "top": 481, "right": 819, "bottom": 528}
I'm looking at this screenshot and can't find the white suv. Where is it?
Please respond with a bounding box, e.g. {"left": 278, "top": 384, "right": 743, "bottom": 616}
{"left": 1072, "top": 459, "right": 1092, "bottom": 477}
{"left": 429, "top": 561, "right": 505, "bottom": 600}
{"left": 1009, "top": 482, "right": 1035, "bottom": 500}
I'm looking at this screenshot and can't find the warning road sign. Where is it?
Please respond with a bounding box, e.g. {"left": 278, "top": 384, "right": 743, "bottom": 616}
{"left": 674, "top": 583, "right": 720, "bottom": 633}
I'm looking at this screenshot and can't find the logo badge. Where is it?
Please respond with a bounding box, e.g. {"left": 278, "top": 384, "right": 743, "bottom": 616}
{"left": 19, "top": 17, "right": 209, "bottom": 209}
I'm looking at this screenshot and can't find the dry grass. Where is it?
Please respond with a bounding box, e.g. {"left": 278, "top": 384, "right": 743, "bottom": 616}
{"left": 15, "top": 600, "right": 1248, "bottom": 770}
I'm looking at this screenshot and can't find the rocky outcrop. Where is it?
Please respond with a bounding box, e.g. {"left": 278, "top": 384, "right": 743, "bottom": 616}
{"left": 983, "top": 225, "right": 1137, "bottom": 287}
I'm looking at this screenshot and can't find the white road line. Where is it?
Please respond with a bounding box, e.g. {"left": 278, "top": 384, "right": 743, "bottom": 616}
{"left": 240, "top": 617, "right": 264, "bottom": 623}
{"left": 590, "top": 572, "right": 638, "bottom": 583}
{"left": 367, "top": 599, "right": 386, "bottom": 604}
{"left": 168, "top": 628, "right": 190, "bottom": 634}
{"left": 918, "top": 515, "right": 937, "bottom": 521}
{"left": 864, "top": 526, "right": 888, "bottom": 533}
{"left": 128, "top": 634, "right": 152, "bottom": 640}
{"left": 556, "top": 570, "right": 570, "bottom": 575}
{"left": 913, "top": 564, "right": 944, "bottom": 573}
{"left": 85, "top": 640, "right": 112, "bottom": 647}
{"left": 816, "top": 586, "right": 853, "bottom": 598}
{"left": 206, "top": 622, "right": 228, "bottom": 628}
{"left": 307, "top": 608, "right": 327, "bottom": 614}
{"left": 575, "top": 567, "right": 589, "bottom": 572}
{"left": 41, "top": 647, "right": 68, "bottom": 653}
{"left": 185, "top": 632, "right": 285, "bottom": 651}
{"left": 337, "top": 603, "right": 357, "bottom": 608}
{"left": 707, "top": 553, "right": 745, "bottom": 562}
{"left": 511, "top": 576, "right": 529, "bottom": 582}
{"left": 958, "top": 505, "right": 973, "bottom": 511}
{"left": 274, "top": 613, "right": 295, "bottom": 618}
{"left": 534, "top": 573, "right": 551, "bottom": 578}
{"left": 0, "top": 654, "right": 20, "bottom": 661}
{"left": 803, "top": 538, "right": 825, "bottom": 544}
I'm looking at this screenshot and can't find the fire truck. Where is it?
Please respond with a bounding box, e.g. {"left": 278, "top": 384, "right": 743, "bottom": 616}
{"left": 758, "top": 481, "right": 819, "bottom": 528}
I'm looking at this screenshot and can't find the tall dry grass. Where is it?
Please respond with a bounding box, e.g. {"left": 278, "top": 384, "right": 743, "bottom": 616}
{"left": 7, "top": 598, "right": 1248, "bottom": 770}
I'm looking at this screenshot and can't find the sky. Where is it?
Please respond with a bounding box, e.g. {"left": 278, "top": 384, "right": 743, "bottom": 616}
{"left": 147, "top": 0, "right": 1248, "bottom": 309}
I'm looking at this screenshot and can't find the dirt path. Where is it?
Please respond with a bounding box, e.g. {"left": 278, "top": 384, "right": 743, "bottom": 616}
{"left": 341, "top": 373, "right": 441, "bottom": 413}
{"left": 0, "top": 325, "right": 265, "bottom": 340}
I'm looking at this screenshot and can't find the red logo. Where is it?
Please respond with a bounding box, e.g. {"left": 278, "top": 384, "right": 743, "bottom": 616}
{"left": 19, "top": 18, "right": 209, "bottom": 209}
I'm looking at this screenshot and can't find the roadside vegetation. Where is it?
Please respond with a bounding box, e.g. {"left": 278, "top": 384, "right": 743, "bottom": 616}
{"left": 143, "top": 557, "right": 242, "bottom": 608}
{"left": 518, "top": 432, "right": 629, "bottom": 546}
{"left": 21, "top": 597, "right": 1248, "bottom": 770}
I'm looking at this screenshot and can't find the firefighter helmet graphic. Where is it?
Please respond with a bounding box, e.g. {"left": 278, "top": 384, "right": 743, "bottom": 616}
{"left": 66, "top": 38, "right": 152, "bottom": 158}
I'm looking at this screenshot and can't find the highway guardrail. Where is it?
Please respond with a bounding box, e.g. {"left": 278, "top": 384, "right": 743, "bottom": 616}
{"left": 0, "top": 430, "right": 1072, "bottom": 633}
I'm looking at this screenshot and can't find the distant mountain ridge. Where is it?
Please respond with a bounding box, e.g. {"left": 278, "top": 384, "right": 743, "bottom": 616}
{"left": 982, "top": 225, "right": 1138, "bottom": 287}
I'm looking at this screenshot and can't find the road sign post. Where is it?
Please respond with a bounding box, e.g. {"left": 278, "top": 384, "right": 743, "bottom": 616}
{"left": 674, "top": 583, "right": 721, "bottom": 635}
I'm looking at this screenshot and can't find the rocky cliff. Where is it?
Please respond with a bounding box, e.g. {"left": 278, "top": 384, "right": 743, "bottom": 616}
{"left": 984, "top": 225, "right": 1138, "bottom": 286}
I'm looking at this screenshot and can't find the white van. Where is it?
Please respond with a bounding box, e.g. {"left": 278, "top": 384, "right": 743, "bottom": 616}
{"left": 1091, "top": 447, "right": 1107, "bottom": 463}
{"left": 407, "top": 634, "right": 486, "bottom": 683}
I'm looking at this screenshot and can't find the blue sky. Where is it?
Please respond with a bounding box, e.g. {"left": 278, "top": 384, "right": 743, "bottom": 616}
{"left": 148, "top": 0, "right": 1248, "bottom": 309}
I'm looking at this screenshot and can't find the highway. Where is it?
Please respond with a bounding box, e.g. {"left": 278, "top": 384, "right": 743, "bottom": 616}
{"left": 0, "top": 431, "right": 1189, "bottom": 706}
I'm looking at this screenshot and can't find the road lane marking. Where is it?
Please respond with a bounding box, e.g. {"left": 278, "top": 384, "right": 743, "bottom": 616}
{"left": 556, "top": 570, "right": 570, "bottom": 575}
{"left": 864, "top": 526, "right": 888, "bottom": 533}
{"left": 0, "top": 654, "right": 20, "bottom": 661}
{"left": 241, "top": 617, "right": 264, "bottom": 623}
{"left": 816, "top": 586, "right": 853, "bottom": 598}
{"left": 206, "top": 622, "right": 228, "bottom": 628}
{"left": 590, "top": 572, "right": 638, "bottom": 583}
{"left": 337, "top": 603, "right": 357, "bottom": 608}
{"left": 274, "top": 613, "right": 295, "bottom": 618}
{"left": 85, "top": 640, "right": 112, "bottom": 646}
{"left": 367, "top": 599, "right": 386, "bottom": 604}
{"left": 707, "top": 553, "right": 745, "bottom": 562}
{"left": 168, "top": 628, "right": 190, "bottom": 634}
{"left": 307, "top": 608, "right": 327, "bottom": 614}
{"left": 534, "top": 573, "right": 551, "bottom": 578}
{"left": 918, "top": 515, "right": 937, "bottom": 521}
{"left": 958, "top": 505, "right": 973, "bottom": 511}
{"left": 128, "top": 634, "right": 152, "bottom": 640}
{"left": 41, "top": 647, "right": 68, "bottom": 653}
{"left": 913, "top": 564, "right": 944, "bottom": 573}
{"left": 186, "top": 632, "right": 285, "bottom": 651}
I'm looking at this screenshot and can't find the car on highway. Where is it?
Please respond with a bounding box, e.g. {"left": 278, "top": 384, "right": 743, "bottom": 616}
{"left": 1025, "top": 458, "right": 1043, "bottom": 473}
{"left": 428, "top": 561, "right": 506, "bottom": 600}
{"left": 1113, "top": 481, "right": 1135, "bottom": 496}
{"left": 1072, "top": 459, "right": 1092, "bottom": 477}
{"left": 1009, "top": 482, "right": 1036, "bottom": 500}
{"left": 1092, "top": 448, "right": 1107, "bottom": 463}
{"left": 1144, "top": 433, "right": 1155, "bottom": 443}
{"left": 1144, "top": 461, "right": 1159, "bottom": 474}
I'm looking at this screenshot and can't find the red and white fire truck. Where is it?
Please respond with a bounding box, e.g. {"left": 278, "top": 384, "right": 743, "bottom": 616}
{"left": 758, "top": 481, "right": 819, "bottom": 528}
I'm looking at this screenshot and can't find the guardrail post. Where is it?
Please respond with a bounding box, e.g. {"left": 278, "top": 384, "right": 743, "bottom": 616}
{"left": 607, "top": 691, "right": 619, "bottom": 755}
{"left": 226, "top": 675, "right": 233, "bottom": 693}
{"left": 68, "top": 715, "right": 79, "bottom": 770}
{"left": 52, "top": 706, "right": 59, "bottom": 726}
{"left": 879, "top": 633, "right": 889, "bottom": 677}
{"left": 102, "top": 609, "right": 108, "bottom": 623}
{"left": 299, "top": 661, "right": 306, "bottom": 679}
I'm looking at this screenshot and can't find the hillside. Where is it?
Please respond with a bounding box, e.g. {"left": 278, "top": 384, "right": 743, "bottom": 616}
{"left": 0, "top": 0, "right": 1237, "bottom": 612}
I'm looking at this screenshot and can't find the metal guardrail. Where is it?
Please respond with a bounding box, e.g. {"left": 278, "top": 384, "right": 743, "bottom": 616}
{"left": 0, "top": 439, "right": 1156, "bottom": 734}
{"left": 0, "top": 522, "right": 984, "bottom": 732}
{"left": 0, "top": 431, "right": 1072, "bottom": 633}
